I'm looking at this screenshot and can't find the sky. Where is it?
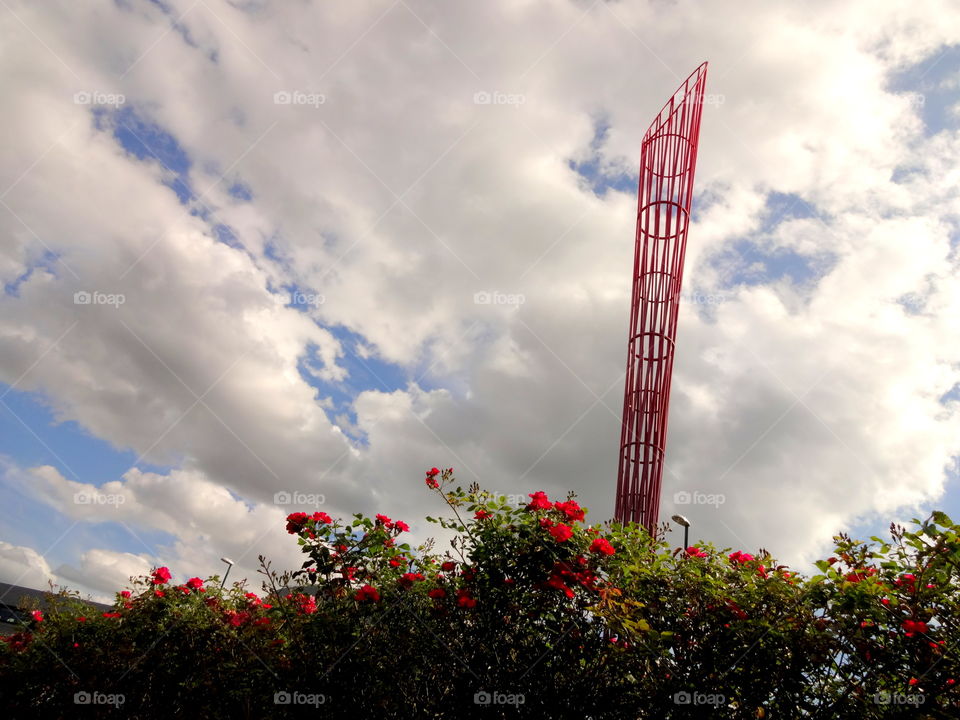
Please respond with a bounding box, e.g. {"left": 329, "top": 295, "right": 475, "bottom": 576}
{"left": 0, "top": 0, "right": 959, "bottom": 602}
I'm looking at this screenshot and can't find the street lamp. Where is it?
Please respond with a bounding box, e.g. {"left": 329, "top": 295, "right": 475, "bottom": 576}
{"left": 219, "top": 557, "right": 234, "bottom": 589}
{"left": 671, "top": 514, "right": 690, "bottom": 549}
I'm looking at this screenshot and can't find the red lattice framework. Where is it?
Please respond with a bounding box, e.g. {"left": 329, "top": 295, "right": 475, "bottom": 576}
{"left": 615, "top": 63, "right": 708, "bottom": 530}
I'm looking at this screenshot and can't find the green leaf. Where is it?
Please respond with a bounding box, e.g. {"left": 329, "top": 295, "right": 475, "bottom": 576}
{"left": 932, "top": 511, "right": 953, "bottom": 527}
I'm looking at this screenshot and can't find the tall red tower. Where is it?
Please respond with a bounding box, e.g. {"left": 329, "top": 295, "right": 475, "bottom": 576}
{"left": 615, "top": 63, "right": 708, "bottom": 531}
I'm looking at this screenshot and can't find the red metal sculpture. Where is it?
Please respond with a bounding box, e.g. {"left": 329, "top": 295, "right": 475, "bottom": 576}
{"left": 615, "top": 63, "right": 708, "bottom": 531}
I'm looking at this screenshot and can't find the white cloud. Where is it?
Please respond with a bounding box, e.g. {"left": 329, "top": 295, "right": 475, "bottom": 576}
{"left": 0, "top": 0, "right": 957, "bottom": 590}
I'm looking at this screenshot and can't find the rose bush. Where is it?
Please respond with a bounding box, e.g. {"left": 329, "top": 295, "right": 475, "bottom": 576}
{"left": 1, "top": 468, "right": 958, "bottom": 718}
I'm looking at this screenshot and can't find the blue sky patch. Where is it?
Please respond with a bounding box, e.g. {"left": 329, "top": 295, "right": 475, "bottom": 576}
{"left": 0, "top": 385, "right": 173, "bottom": 487}
{"left": 888, "top": 43, "right": 960, "bottom": 136}
{"left": 108, "top": 106, "right": 193, "bottom": 203}
{"left": 3, "top": 250, "right": 60, "bottom": 297}
{"left": 710, "top": 192, "right": 837, "bottom": 289}
{"left": 228, "top": 181, "right": 253, "bottom": 202}
{"left": 297, "top": 325, "right": 409, "bottom": 443}
{"left": 569, "top": 118, "right": 637, "bottom": 196}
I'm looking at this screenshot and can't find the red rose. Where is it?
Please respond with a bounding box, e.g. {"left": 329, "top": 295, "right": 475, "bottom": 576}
{"left": 292, "top": 593, "right": 317, "bottom": 615}
{"left": 426, "top": 476, "right": 439, "bottom": 490}
{"left": 549, "top": 523, "right": 573, "bottom": 542}
{"left": 545, "top": 574, "right": 574, "bottom": 599}
{"left": 456, "top": 590, "right": 477, "bottom": 608}
{"left": 527, "top": 491, "right": 552, "bottom": 511}
{"left": 589, "top": 538, "right": 615, "bottom": 556}
{"left": 312, "top": 511, "right": 332, "bottom": 524}
{"left": 428, "top": 588, "right": 446, "bottom": 599}
{"left": 76, "top": 617, "right": 86, "bottom": 622}
{"left": 102, "top": 612, "right": 122, "bottom": 618}
{"left": 389, "top": 558, "right": 403, "bottom": 568}
{"left": 475, "top": 509, "right": 493, "bottom": 520}
{"left": 285, "top": 512, "right": 309, "bottom": 534}
{"left": 151, "top": 567, "right": 172, "bottom": 585}
{"left": 426, "top": 467, "right": 440, "bottom": 477}
{"left": 539, "top": 517, "right": 554, "bottom": 528}
{"left": 225, "top": 610, "right": 251, "bottom": 626}
{"left": 441, "top": 561, "right": 456, "bottom": 572}
{"left": 356, "top": 584, "right": 380, "bottom": 603}
{"left": 728, "top": 551, "right": 754, "bottom": 565}
{"left": 554, "top": 500, "right": 585, "bottom": 522}
{"left": 186, "top": 577, "right": 204, "bottom": 591}
{"left": 903, "top": 619, "right": 928, "bottom": 636}
{"left": 398, "top": 572, "right": 425, "bottom": 589}
{"left": 341, "top": 567, "right": 358, "bottom": 581}
{"left": 685, "top": 546, "right": 708, "bottom": 558}
{"left": 394, "top": 520, "right": 410, "bottom": 532}
{"left": 376, "top": 513, "right": 393, "bottom": 529}
{"left": 31, "top": 610, "right": 42, "bottom": 623}
{"left": 154, "top": 590, "right": 165, "bottom": 598}
{"left": 120, "top": 591, "right": 131, "bottom": 599}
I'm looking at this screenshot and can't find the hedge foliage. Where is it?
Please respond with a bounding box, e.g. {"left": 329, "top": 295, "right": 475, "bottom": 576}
{"left": 2, "top": 467, "right": 959, "bottom": 718}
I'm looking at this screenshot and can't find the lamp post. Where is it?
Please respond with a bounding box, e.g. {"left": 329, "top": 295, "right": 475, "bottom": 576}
{"left": 219, "top": 557, "right": 234, "bottom": 589}
{"left": 671, "top": 514, "right": 690, "bottom": 549}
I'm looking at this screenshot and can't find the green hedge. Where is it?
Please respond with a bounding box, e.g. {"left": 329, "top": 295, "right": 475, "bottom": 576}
{"left": 2, "top": 468, "right": 958, "bottom": 718}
